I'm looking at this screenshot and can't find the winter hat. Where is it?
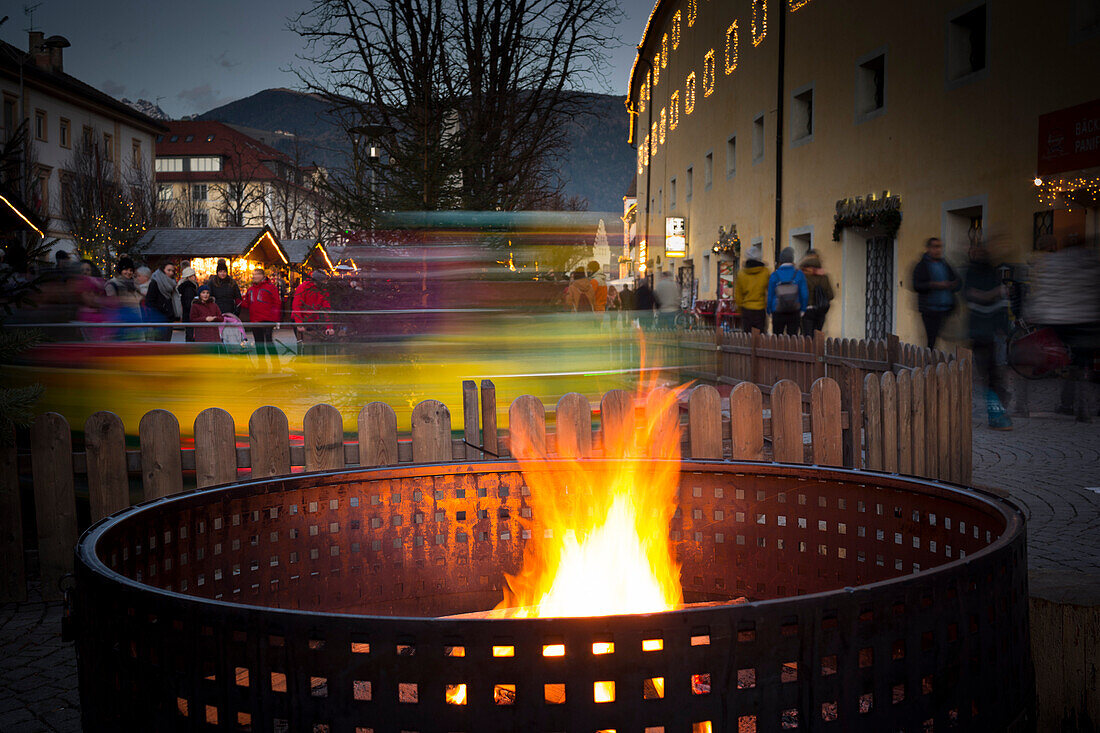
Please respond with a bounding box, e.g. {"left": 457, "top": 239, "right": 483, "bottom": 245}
{"left": 799, "top": 251, "right": 822, "bottom": 269}
{"left": 311, "top": 269, "right": 329, "bottom": 282}
{"left": 746, "top": 245, "right": 762, "bottom": 262}
{"left": 117, "top": 256, "right": 136, "bottom": 272}
{"left": 198, "top": 284, "right": 211, "bottom": 294}
{"left": 779, "top": 247, "right": 796, "bottom": 264}
{"left": 181, "top": 266, "right": 196, "bottom": 279}
{"left": 216, "top": 259, "right": 228, "bottom": 274}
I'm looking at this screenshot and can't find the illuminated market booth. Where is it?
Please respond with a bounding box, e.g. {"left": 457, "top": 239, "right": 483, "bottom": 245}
{"left": 282, "top": 238, "right": 335, "bottom": 273}
{"left": 134, "top": 226, "right": 289, "bottom": 283}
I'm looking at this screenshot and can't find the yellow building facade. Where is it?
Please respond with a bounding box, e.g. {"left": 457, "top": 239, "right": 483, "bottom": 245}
{"left": 629, "top": 0, "right": 1100, "bottom": 343}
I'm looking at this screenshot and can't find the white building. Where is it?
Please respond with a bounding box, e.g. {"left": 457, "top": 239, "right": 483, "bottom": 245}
{"left": 0, "top": 30, "right": 166, "bottom": 256}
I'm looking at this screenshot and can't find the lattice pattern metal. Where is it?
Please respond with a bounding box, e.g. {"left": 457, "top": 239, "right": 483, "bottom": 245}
{"left": 865, "top": 236, "right": 894, "bottom": 341}
{"left": 73, "top": 461, "right": 1032, "bottom": 732}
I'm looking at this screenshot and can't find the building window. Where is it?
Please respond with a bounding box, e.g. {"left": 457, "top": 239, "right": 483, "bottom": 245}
{"left": 686, "top": 166, "right": 694, "bottom": 200}
{"left": 791, "top": 85, "right": 814, "bottom": 145}
{"left": 82, "top": 125, "right": 94, "bottom": 150}
{"left": 154, "top": 157, "right": 184, "bottom": 173}
{"left": 726, "top": 135, "right": 737, "bottom": 177}
{"left": 59, "top": 118, "right": 71, "bottom": 148}
{"left": 192, "top": 210, "right": 209, "bottom": 228}
{"left": 1073, "top": 0, "right": 1100, "bottom": 39}
{"left": 103, "top": 133, "right": 114, "bottom": 161}
{"left": 856, "top": 51, "right": 886, "bottom": 122}
{"left": 157, "top": 184, "right": 173, "bottom": 202}
{"left": 169, "top": 135, "right": 179, "bottom": 143}
{"left": 2, "top": 96, "right": 15, "bottom": 141}
{"left": 191, "top": 156, "right": 222, "bottom": 172}
{"left": 184, "top": 135, "right": 194, "bottom": 143}
{"left": 206, "top": 134, "right": 216, "bottom": 142}
{"left": 132, "top": 139, "right": 142, "bottom": 168}
{"left": 670, "top": 177, "right": 677, "bottom": 209}
{"left": 752, "top": 114, "right": 765, "bottom": 162}
{"left": 192, "top": 184, "right": 208, "bottom": 201}
{"left": 947, "top": 2, "right": 988, "bottom": 84}
{"left": 34, "top": 110, "right": 47, "bottom": 142}
{"left": 1033, "top": 211, "right": 1053, "bottom": 249}
{"left": 36, "top": 169, "right": 49, "bottom": 212}
{"left": 704, "top": 151, "right": 714, "bottom": 189}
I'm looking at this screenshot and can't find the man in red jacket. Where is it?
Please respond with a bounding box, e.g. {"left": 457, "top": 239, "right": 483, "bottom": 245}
{"left": 242, "top": 268, "right": 282, "bottom": 371}
{"left": 292, "top": 269, "right": 335, "bottom": 356}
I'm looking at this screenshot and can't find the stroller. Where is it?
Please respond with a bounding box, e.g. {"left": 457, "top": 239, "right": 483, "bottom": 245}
{"left": 219, "top": 314, "right": 250, "bottom": 354}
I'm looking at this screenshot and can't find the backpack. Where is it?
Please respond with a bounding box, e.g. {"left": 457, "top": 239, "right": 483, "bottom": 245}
{"left": 774, "top": 273, "right": 801, "bottom": 313}
{"left": 812, "top": 283, "right": 831, "bottom": 313}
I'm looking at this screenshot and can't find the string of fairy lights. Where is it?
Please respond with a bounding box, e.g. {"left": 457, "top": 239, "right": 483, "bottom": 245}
{"left": 635, "top": 0, "right": 820, "bottom": 175}
{"left": 75, "top": 194, "right": 149, "bottom": 274}
{"left": 1034, "top": 175, "right": 1100, "bottom": 211}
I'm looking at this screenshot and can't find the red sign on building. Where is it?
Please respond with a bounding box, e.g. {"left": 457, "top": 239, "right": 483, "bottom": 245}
{"left": 1037, "top": 98, "right": 1100, "bottom": 176}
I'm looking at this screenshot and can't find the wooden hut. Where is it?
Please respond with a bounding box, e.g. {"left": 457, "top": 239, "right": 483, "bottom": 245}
{"left": 135, "top": 227, "right": 289, "bottom": 282}
{"left": 282, "top": 239, "right": 334, "bottom": 272}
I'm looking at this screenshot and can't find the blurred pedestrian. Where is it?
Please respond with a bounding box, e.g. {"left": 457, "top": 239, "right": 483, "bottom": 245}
{"left": 634, "top": 277, "right": 656, "bottom": 327}
{"left": 964, "top": 241, "right": 1013, "bottom": 430}
{"left": 144, "top": 262, "right": 181, "bottom": 341}
{"left": 189, "top": 285, "right": 224, "bottom": 345}
{"left": 587, "top": 261, "right": 609, "bottom": 312}
{"left": 654, "top": 271, "right": 680, "bottom": 329}
{"left": 799, "top": 251, "right": 834, "bottom": 336}
{"left": 135, "top": 266, "right": 151, "bottom": 297}
{"left": 912, "top": 237, "right": 960, "bottom": 349}
{"left": 177, "top": 266, "right": 200, "bottom": 342}
{"left": 1027, "top": 234, "right": 1100, "bottom": 420}
{"left": 766, "top": 247, "right": 808, "bottom": 335}
{"left": 734, "top": 244, "right": 769, "bottom": 333}
{"left": 242, "top": 267, "right": 282, "bottom": 371}
{"left": 274, "top": 270, "right": 292, "bottom": 323}
{"left": 207, "top": 259, "right": 242, "bottom": 316}
{"left": 292, "top": 269, "right": 335, "bottom": 356}
{"left": 565, "top": 269, "right": 596, "bottom": 312}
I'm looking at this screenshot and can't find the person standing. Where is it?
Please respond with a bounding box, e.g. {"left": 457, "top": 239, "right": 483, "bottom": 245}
{"left": 134, "top": 266, "right": 152, "bottom": 297}
{"left": 565, "top": 269, "right": 596, "bottom": 312}
{"left": 587, "top": 261, "right": 609, "bottom": 312}
{"left": 734, "top": 245, "right": 770, "bottom": 333}
{"left": 207, "top": 260, "right": 242, "bottom": 317}
{"left": 189, "top": 285, "right": 224, "bottom": 345}
{"left": 242, "top": 268, "right": 282, "bottom": 371}
{"left": 292, "top": 269, "right": 335, "bottom": 356}
{"left": 912, "top": 237, "right": 960, "bottom": 349}
{"left": 964, "top": 242, "right": 1012, "bottom": 430}
{"left": 144, "top": 262, "right": 182, "bottom": 341}
{"left": 766, "top": 247, "right": 808, "bottom": 335}
{"left": 799, "top": 251, "right": 834, "bottom": 336}
{"left": 654, "top": 271, "right": 681, "bottom": 329}
{"left": 634, "top": 277, "right": 656, "bottom": 328}
{"left": 177, "top": 266, "right": 200, "bottom": 342}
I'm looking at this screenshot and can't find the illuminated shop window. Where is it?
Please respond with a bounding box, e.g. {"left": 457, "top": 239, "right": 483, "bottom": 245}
{"left": 725, "top": 20, "right": 739, "bottom": 74}
{"left": 685, "top": 72, "right": 696, "bottom": 115}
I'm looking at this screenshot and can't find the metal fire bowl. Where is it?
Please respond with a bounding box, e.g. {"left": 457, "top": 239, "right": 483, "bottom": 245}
{"left": 73, "top": 461, "right": 1032, "bottom": 732}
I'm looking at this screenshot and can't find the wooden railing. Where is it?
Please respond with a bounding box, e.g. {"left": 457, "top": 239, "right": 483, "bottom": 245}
{"left": 0, "top": 353, "right": 972, "bottom": 603}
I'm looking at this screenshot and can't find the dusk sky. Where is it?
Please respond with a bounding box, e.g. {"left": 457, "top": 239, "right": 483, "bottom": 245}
{"left": 0, "top": 0, "right": 654, "bottom": 118}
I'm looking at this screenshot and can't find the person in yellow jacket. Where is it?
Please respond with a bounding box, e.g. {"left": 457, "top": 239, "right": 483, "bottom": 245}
{"left": 734, "top": 244, "right": 771, "bottom": 332}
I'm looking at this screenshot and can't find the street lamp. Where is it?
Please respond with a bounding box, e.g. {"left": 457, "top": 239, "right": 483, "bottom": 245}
{"left": 348, "top": 124, "right": 395, "bottom": 245}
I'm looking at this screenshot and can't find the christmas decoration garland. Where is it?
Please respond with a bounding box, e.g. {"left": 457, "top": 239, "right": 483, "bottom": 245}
{"left": 832, "top": 193, "right": 902, "bottom": 241}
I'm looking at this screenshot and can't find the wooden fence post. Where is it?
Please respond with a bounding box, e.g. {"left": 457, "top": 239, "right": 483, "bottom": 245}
{"left": 948, "top": 362, "right": 962, "bottom": 484}
{"left": 358, "top": 402, "right": 398, "bottom": 467}
{"left": 481, "top": 380, "right": 499, "bottom": 458}
{"left": 863, "top": 373, "right": 883, "bottom": 471}
{"left": 30, "top": 413, "right": 77, "bottom": 601}
{"left": 887, "top": 333, "right": 900, "bottom": 372}
{"left": 304, "top": 404, "right": 344, "bottom": 472}
{"left": 810, "top": 377, "right": 842, "bottom": 467}
{"left": 896, "top": 370, "right": 913, "bottom": 476}
{"left": 687, "top": 384, "right": 723, "bottom": 459}
{"left": 85, "top": 411, "right": 129, "bottom": 520}
{"left": 0, "top": 430, "right": 25, "bottom": 602}
{"left": 645, "top": 387, "right": 680, "bottom": 457}
{"left": 956, "top": 348, "right": 974, "bottom": 484}
{"left": 600, "top": 389, "right": 635, "bottom": 458}
{"left": 411, "top": 400, "right": 453, "bottom": 463}
{"left": 881, "top": 372, "right": 899, "bottom": 474}
{"left": 462, "top": 380, "right": 480, "bottom": 460}
{"left": 771, "top": 380, "right": 804, "bottom": 463}
{"left": 936, "top": 364, "right": 951, "bottom": 482}
{"left": 508, "top": 395, "right": 547, "bottom": 458}
{"left": 749, "top": 328, "right": 761, "bottom": 387}
{"left": 139, "top": 409, "right": 184, "bottom": 500}
{"left": 249, "top": 406, "right": 291, "bottom": 479}
{"left": 729, "top": 382, "right": 764, "bottom": 460}
{"left": 556, "top": 393, "right": 593, "bottom": 459}
{"left": 813, "top": 330, "right": 826, "bottom": 382}
{"left": 195, "top": 408, "right": 237, "bottom": 488}
{"left": 912, "top": 369, "right": 926, "bottom": 477}
{"left": 924, "top": 365, "right": 939, "bottom": 479}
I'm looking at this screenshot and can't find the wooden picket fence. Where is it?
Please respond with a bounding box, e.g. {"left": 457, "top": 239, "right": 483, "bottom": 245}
{"left": 0, "top": 345, "right": 972, "bottom": 604}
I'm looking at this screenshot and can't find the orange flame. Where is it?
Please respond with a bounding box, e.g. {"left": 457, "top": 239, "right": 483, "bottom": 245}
{"left": 497, "top": 371, "right": 687, "bottom": 618}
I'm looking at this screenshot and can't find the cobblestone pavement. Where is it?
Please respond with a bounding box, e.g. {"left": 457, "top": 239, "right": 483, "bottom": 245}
{"left": 2, "top": 374, "right": 1098, "bottom": 731}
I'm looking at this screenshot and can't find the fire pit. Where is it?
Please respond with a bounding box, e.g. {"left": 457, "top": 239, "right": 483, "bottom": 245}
{"left": 73, "top": 460, "right": 1031, "bottom": 732}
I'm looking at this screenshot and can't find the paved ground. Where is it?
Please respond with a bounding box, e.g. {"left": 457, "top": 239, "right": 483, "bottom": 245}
{"left": 2, "top": 373, "right": 1098, "bottom": 730}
